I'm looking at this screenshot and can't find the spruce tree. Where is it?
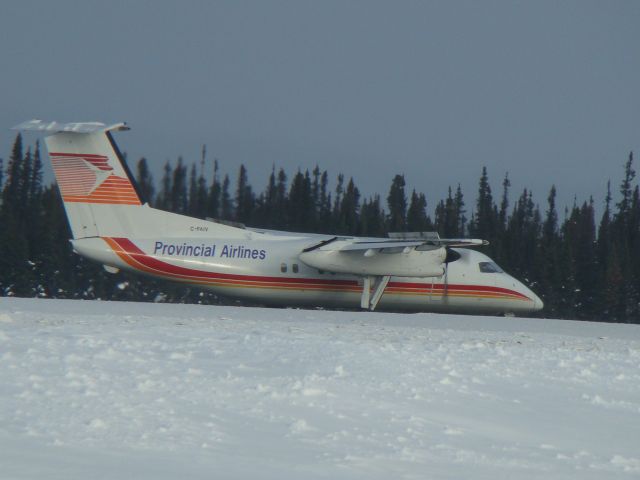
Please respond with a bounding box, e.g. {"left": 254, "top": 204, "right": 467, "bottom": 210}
{"left": 136, "top": 157, "right": 155, "bottom": 205}
{"left": 171, "top": 157, "right": 188, "bottom": 214}
{"left": 3, "top": 134, "right": 23, "bottom": 208}
{"left": 317, "top": 170, "right": 332, "bottom": 232}
{"left": 603, "top": 243, "right": 624, "bottom": 321}
{"left": 454, "top": 184, "right": 466, "bottom": 236}
{"left": 188, "top": 163, "right": 198, "bottom": 215}
{"left": 221, "top": 174, "right": 233, "bottom": 220}
{"left": 499, "top": 173, "right": 510, "bottom": 229}
{"left": 0, "top": 135, "right": 28, "bottom": 295}
{"left": 469, "top": 167, "right": 499, "bottom": 255}
{"left": 235, "top": 164, "right": 254, "bottom": 224}
{"left": 29, "top": 142, "right": 43, "bottom": 205}
{"left": 505, "top": 189, "right": 540, "bottom": 284}
{"left": 616, "top": 152, "right": 635, "bottom": 223}
{"left": 274, "top": 168, "right": 288, "bottom": 228}
{"left": 387, "top": 174, "right": 407, "bottom": 232}
{"left": 573, "top": 200, "right": 598, "bottom": 318}
{"left": 537, "top": 185, "right": 561, "bottom": 316}
{"left": 256, "top": 166, "right": 277, "bottom": 228}
{"left": 629, "top": 185, "right": 640, "bottom": 319}
{"left": 208, "top": 159, "right": 221, "bottom": 219}
{"left": 407, "top": 190, "right": 430, "bottom": 232}
{"left": 332, "top": 173, "right": 345, "bottom": 231}
{"left": 157, "top": 161, "right": 172, "bottom": 210}
{"left": 287, "top": 170, "right": 314, "bottom": 232}
{"left": 19, "top": 148, "right": 33, "bottom": 214}
{"left": 612, "top": 153, "right": 638, "bottom": 321}
{"left": 312, "top": 165, "right": 321, "bottom": 213}
{"left": 360, "top": 195, "right": 386, "bottom": 236}
{"left": 434, "top": 188, "right": 454, "bottom": 237}
{"left": 596, "top": 181, "right": 613, "bottom": 317}
{"left": 338, "top": 177, "right": 360, "bottom": 234}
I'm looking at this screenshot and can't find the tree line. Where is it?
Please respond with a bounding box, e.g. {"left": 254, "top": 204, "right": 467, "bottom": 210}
{"left": 1, "top": 134, "right": 638, "bottom": 323}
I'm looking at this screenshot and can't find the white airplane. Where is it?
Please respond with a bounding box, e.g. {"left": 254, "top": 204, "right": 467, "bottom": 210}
{"left": 15, "top": 119, "right": 543, "bottom": 314}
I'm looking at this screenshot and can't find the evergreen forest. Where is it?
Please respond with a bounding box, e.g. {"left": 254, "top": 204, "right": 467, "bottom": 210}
{"left": 1, "top": 134, "right": 639, "bottom": 323}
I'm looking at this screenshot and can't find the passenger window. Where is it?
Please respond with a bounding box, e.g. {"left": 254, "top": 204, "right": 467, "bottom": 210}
{"left": 292, "top": 263, "right": 299, "bottom": 273}
{"left": 280, "top": 263, "right": 287, "bottom": 273}
{"left": 479, "top": 262, "right": 503, "bottom": 273}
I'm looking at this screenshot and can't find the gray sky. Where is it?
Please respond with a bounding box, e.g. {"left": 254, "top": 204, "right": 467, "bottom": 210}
{"left": 2, "top": 1, "right": 639, "bottom": 219}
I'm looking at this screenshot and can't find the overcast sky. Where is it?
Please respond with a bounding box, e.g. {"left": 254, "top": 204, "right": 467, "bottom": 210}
{"left": 2, "top": 1, "right": 639, "bottom": 219}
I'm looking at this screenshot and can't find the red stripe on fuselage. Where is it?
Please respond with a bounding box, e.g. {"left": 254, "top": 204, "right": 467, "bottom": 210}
{"left": 106, "top": 237, "right": 530, "bottom": 300}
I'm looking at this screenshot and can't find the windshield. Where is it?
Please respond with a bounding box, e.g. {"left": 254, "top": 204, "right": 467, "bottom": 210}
{"left": 478, "top": 261, "right": 504, "bottom": 273}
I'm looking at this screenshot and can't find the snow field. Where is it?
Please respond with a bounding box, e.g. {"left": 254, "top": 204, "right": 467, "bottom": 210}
{"left": 0, "top": 297, "right": 639, "bottom": 479}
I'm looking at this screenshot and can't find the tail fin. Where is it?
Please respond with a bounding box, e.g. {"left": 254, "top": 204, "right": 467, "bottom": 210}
{"left": 48, "top": 132, "right": 143, "bottom": 207}
{"left": 14, "top": 120, "right": 144, "bottom": 239}
{"left": 13, "top": 120, "right": 248, "bottom": 241}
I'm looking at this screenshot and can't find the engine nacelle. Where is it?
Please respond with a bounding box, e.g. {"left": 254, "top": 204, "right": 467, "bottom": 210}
{"left": 298, "top": 246, "right": 446, "bottom": 277}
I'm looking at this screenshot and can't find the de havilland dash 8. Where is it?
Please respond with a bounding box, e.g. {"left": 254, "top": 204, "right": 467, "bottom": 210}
{"left": 14, "top": 119, "right": 543, "bottom": 314}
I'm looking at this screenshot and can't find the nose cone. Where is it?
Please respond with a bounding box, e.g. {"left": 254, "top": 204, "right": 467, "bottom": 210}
{"left": 503, "top": 274, "right": 544, "bottom": 313}
{"left": 532, "top": 294, "right": 544, "bottom": 311}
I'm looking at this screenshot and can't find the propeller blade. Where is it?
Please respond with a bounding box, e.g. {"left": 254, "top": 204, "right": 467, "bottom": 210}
{"left": 444, "top": 247, "right": 461, "bottom": 264}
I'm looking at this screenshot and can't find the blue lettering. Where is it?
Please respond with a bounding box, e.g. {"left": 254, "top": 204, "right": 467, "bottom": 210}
{"left": 153, "top": 242, "right": 263, "bottom": 259}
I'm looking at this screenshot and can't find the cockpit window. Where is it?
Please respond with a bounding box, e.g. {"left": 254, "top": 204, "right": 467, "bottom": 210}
{"left": 479, "top": 261, "right": 503, "bottom": 273}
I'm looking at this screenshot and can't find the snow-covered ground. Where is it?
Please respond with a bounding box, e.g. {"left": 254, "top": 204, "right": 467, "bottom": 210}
{"left": 1, "top": 297, "right": 639, "bottom": 479}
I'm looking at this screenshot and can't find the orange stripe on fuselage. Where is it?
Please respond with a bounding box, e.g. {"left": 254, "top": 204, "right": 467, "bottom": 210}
{"left": 102, "top": 237, "right": 531, "bottom": 301}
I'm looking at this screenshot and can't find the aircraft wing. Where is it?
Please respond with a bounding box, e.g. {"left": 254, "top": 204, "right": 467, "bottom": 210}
{"left": 331, "top": 240, "right": 425, "bottom": 252}
{"left": 302, "top": 236, "right": 486, "bottom": 253}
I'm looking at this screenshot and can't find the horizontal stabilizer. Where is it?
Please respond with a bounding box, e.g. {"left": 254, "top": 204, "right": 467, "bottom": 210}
{"left": 13, "top": 119, "right": 129, "bottom": 134}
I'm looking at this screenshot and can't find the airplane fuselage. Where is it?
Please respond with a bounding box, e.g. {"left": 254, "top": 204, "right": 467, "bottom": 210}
{"left": 73, "top": 233, "right": 542, "bottom": 314}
